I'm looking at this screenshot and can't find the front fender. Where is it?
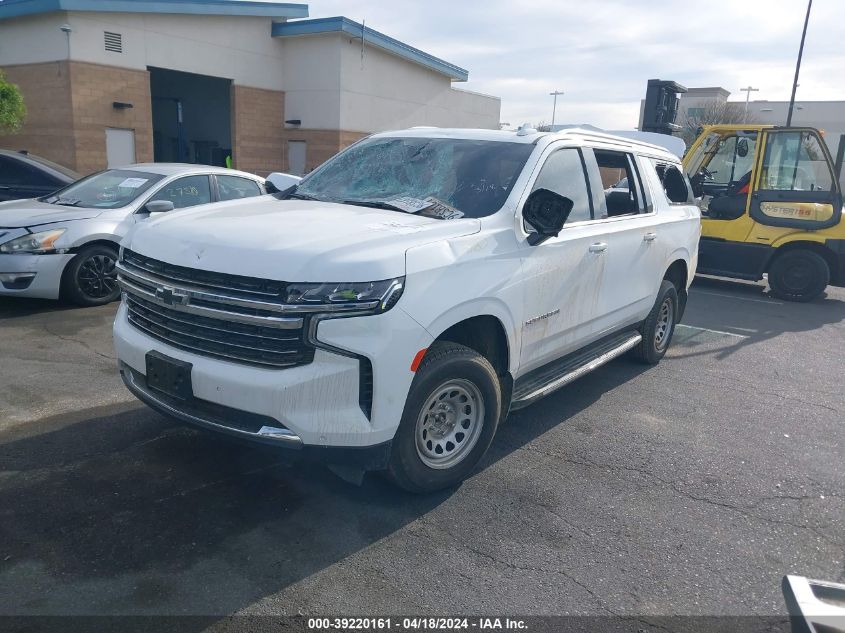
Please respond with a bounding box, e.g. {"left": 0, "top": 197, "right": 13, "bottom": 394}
{"left": 423, "top": 298, "right": 519, "bottom": 375}
{"left": 403, "top": 229, "right": 524, "bottom": 375}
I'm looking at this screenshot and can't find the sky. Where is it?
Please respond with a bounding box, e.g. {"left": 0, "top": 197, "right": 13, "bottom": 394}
{"left": 308, "top": 0, "right": 845, "bottom": 130}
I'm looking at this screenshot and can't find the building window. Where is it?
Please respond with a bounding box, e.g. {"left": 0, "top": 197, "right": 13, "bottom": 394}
{"left": 687, "top": 107, "right": 705, "bottom": 119}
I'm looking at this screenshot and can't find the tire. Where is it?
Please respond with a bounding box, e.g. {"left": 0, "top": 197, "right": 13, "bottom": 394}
{"left": 61, "top": 243, "right": 120, "bottom": 306}
{"left": 631, "top": 279, "right": 678, "bottom": 365}
{"left": 768, "top": 249, "right": 829, "bottom": 302}
{"left": 386, "top": 342, "right": 502, "bottom": 493}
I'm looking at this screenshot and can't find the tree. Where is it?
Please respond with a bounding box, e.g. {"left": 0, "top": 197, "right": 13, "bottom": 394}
{"left": 0, "top": 71, "right": 26, "bottom": 135}
{"left": 679, "top": 100, "right": 754, "bottom": 146}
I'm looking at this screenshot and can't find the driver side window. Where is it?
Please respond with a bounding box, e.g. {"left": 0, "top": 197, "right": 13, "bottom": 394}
{"left": 696, "top": 132, "right": 758, "bottom": 220}
{"left": 527, "top": 148, "right": 592, "bottom": 229}
{"left": 149, "top": 175, "right": 212, "bottom": 209}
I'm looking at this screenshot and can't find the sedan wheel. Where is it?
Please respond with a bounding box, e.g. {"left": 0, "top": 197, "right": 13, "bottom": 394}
{"left": 78, "top": 253, "right": 118, "bottom": 299}
{"left": 62, "top": 244, "right": 121, "bottom": 306}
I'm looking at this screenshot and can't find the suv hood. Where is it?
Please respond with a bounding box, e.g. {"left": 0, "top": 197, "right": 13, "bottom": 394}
{"left": 124, "top": 198, "right": 481, "bottom": 281}
{"left": 0, "top": 198, "right": 104, "bottom": 228}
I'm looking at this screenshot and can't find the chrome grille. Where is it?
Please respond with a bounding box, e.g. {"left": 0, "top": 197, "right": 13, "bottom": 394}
{"left": 122, "top": 249, "right": 287, "bottom": 298}
{"left": 118, "top": 250, "right": 314, "bottom": 369}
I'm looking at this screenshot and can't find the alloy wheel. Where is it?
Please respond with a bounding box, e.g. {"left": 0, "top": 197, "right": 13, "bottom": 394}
{"left": 77, "top": 253, "right": 118, "bottom": 299}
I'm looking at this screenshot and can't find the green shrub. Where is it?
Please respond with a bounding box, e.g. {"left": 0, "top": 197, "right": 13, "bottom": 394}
{"left": 0, "top": 71, "right": 27, "bottom": 135}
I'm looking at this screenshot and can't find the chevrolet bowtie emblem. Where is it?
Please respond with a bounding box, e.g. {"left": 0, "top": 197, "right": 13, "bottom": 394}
{"left": 155, "top": 285, "right": 189, "bottom": 306}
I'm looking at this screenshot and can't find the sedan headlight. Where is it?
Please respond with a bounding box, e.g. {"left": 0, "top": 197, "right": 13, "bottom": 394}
{"left": 0, "top": 229, "right": 67, "bottom": 254}
{"left": 285, "top": 278, "right": 404, "bottom": 313}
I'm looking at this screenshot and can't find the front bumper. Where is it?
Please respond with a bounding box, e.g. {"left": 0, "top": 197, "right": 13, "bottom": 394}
{"left": 0, "top": 253, "right": 73, "bottom": 299}
{"left": 119, "top": 362, "right": 392, "bottom": 469}
{"left": 113, "top": 300, "right": 431, "bottom": 453}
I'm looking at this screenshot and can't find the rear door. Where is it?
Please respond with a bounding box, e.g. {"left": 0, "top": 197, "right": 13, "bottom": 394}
{"left": 582, "top": 148, "right": 667, "bottom": 331}
{"left": 518, "top": 145, "right": 609, "bottom": 372}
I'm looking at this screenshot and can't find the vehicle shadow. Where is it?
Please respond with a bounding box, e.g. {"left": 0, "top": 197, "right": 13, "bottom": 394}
{"left": 0, "top": 296, "right": 117, "bottom": 320}
{"left": 676, "top": 275, "right": 845, "bottom": 360}
{"left": 0, "top": 359, "right": 650, "bottom": 622}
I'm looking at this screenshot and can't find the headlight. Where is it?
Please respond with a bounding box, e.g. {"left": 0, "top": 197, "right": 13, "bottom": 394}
{"left": 0, "top": 229, "right": 66, "bottom": 254}
{"left": 285, "top": 278, "right": 404, "bottom": 313}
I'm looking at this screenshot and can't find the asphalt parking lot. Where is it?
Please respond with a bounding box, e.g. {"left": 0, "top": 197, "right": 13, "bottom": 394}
{"left": 0, "top": 278, "right": 842, "bottom": 620}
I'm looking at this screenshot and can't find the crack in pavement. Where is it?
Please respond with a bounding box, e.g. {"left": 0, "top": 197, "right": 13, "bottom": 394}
{"left": 673, "top": 373, "right": 842, "bottom": 414}
{"left": 517, "top": 445, "right": 843, "bottom": 549}
{"left": 40, "top": 322, "right": 115, "bottom": 363}
{"left": 413, "top": 520, "right": 621, "bottom": 616}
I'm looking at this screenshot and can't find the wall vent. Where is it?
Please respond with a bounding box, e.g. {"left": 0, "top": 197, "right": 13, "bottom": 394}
{"left": 104, "top": 31, "right": 123, "bottom": 53}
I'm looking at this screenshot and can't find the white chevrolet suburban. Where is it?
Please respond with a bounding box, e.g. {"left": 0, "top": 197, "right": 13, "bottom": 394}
{"left": 113, "top": 127, "right": 700, "bottom": 492}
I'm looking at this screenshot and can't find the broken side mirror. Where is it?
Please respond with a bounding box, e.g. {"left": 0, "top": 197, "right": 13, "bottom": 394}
{"left": 143, "top": 200, "right": 175, "bottom": 214}
{"left": 523, "top": 188, "right": 574, "bottom": 246}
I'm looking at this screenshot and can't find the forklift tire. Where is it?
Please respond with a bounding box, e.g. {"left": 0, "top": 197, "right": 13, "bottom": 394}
{"left": 768, "top": 249, "right": 830, "bottom": 302}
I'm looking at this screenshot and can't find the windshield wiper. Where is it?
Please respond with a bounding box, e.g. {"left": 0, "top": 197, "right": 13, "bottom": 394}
{"left": 50, "top": 197, "right": 83, "bottom": 207}
{"left": 341, "top": 199, "right": 411, "bottom": 213}
{"left": 277, "top": 184, "right": 319, "bottom": 201}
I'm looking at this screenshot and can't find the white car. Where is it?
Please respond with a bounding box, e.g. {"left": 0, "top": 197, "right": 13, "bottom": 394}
{"left": 113, "top": 127, "right": 700, "bottom": 492}
{"left": 0, "top": 164, "right": 281, "bottom": 306}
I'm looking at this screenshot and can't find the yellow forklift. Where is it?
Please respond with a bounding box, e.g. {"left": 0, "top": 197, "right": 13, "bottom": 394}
{"left": 683, "top": 124, "right": 845, "bottom": 301}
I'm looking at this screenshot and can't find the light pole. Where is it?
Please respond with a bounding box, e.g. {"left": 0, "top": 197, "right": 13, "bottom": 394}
{"left": 549, "top": 90, "right": 564, "bottom": 128}
{"left": 787, "top": 0, "right": 812, "bottom": 126}
{"left": 739, "top": 85, "right": 759, "bottom": 119}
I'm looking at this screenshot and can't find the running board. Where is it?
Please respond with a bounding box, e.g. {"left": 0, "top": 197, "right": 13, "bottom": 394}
{"left": 511, "top": 332, "right": 642, "bottom": 410}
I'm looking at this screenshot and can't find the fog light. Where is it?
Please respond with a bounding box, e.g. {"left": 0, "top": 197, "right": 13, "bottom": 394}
{"left": 0, "top": 272, "right": 36, "bottom": 290}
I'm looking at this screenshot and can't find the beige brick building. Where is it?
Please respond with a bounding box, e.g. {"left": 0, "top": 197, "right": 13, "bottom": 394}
{"left": 0, "top": 1, "right": 501, "bottom": 176}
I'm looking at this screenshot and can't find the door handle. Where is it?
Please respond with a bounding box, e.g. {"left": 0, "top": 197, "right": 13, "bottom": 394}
{"left": 643, "top": 232, "right": 658, "bottom": 242}
{"left": 588, "top": 242, "right": 608, "bottom": 253}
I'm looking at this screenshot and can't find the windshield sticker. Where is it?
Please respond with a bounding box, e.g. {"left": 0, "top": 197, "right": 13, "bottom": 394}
{"left": 420, "top": 197, "right": 464, "bottom": 220}
{"left": 387, "top": 196, "right": 434, "bottom": 214}
{"left": 118, "top": 177, "right": 149, "bottom": 189}
{"left": 366, "top": 221, "right": 426, "bottom": 234}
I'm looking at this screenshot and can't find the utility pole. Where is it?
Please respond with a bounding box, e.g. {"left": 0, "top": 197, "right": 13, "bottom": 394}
{"left": 739, "top": 85, "right": 759, "bottom": 119}
{"left": 549, "top": 90, "right": 564, "bottom": 128}
{"left": 787, "top": 0, "right": 812, "bottom": 126}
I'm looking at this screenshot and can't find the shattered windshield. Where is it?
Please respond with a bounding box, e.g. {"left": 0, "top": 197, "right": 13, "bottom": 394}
{"left": 293, "top": 137, "right": 534, "bottom": 219}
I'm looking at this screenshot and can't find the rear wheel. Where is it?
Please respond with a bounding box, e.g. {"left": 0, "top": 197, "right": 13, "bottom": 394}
{"left": 631, "top": 279, "right": 678, "bottom": 365}
{"left": 768, "top": 249, "right": 829, "bottom": 302}
{"left": 61, "top": 243, "right": 120, "bottom": 306}
{"left": 386, "top": 342, "right": 501, "bottom": 493}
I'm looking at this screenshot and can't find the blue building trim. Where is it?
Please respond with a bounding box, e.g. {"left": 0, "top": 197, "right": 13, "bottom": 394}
{"left": 0, "top": 0, "right": 309, "bottom": 20}
{"left": 272, "top": 16, "right": 468, "bottom": 82}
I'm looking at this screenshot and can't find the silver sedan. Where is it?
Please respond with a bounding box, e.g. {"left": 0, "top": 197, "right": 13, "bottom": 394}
{"left": 0, "top": 164, "right": 297, "bottom": 306}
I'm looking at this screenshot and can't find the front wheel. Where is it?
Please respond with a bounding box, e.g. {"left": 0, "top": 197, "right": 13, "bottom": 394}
{"left": 386, "top": 342, "right": 501, "bottom": 493}
{"left": 768, "top": 249, "right": 829, "bottom": 302}
{"left": 631, "top": 279, "right": 678, "bottom": 365}
{"left": 61, "top": 243, "right": 120, "bottom": 306}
